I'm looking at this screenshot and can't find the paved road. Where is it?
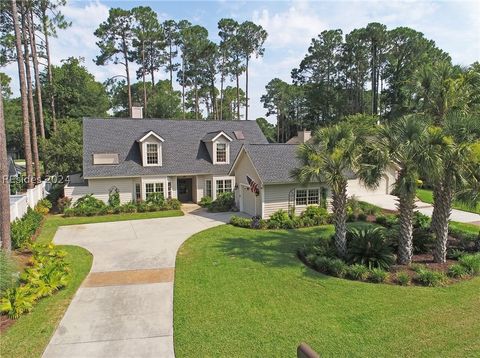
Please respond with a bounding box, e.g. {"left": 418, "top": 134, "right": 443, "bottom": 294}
{"left": 358, "top": 194, "right": 480, "bottom": 225}
{"left": 42, "top": 208, "right": 233, "bottom": 358}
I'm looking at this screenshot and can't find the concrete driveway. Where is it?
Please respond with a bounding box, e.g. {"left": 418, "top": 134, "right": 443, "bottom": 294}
{"left": 42, "top": 208, "right": 234, "bottom": 358}
{"left": 358, "top": 194, "right": 480, "bottom": 225}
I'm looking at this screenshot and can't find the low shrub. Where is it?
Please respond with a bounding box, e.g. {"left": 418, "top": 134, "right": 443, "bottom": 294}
{"left": 199, "top": 196, "right": 212, "bottom": 208}
{"left": 120, "top": 201, "right": 137, "bottom": 213}
{"left": 146, "top": 192, "right": 165, "bottom": 207}
{"left": 230, "top": 216, "right": 252, "bottom": 228}
{"left": 208, "top": 192, "right": 235, "bottom": 212}
{"left": 300, "top": 206, "right": 330, "bottom": 225}
{"left": 447, "top": 264, "right": 470, "bottom": 279}
{"left": 346, "top": 264, "right": 370, "bottom": 281}
{"left": 414, "top": 267, "right": 446, "bottom": 287}
{"left": 313, "top": 256, "right": 347, "bottom": 278}
{"left": 267, "top": 209, "right": 294, "bottom": 229}
{"left": 35, "top": 199, "right": 52, "bottom": 215}
{"left": 70, "top": 194, "right": 107, "bottom": 216}
{"left": 0, "top": 244, "right": 70, "bottom": 319}
{"left": 251, "top": 216, "right": 267, "bottom": 229}
{"left": 369, "top": 268, "right": 390, "bottom": 283}
{"left": 458, "top": 253, "right": 480, "bottom": 275}
{"left": 347, "top": 227, "right": 395, "bottom": 269}
{"left": 396, "top": 271, "right": 411, "bottom": 286}
{"left": 57, "top": 196, "right": 72, "bottom": 213}
{"left": 413, "top": 211, "right": 431, "bottom": 230}
{"left": 166, "top": 198, "right": 181, "bottom": 210}
{"left": 358, "top": 201, "right": 382, "bottom": 215}
{"left": 412, "top": 228, "right": 435, "bottom": 254}
{"left": 375, "top": 214, "right": 398, "bottom": 228}
{"left": 357, "top": 213, "right": 368, "bottom": 221}
{"left": 10, "top": 208, "right": 44, "bottom": 249}
{"left": 447, "top": 248, "right": 467, "bottom": 260}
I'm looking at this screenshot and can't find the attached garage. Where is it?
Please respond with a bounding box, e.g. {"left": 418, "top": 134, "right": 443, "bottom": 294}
{"left": 347, "top": 173, "right": 394, "bottom": 197}
{"left": 240, "top": 185, "right": 261, "bottom": 216}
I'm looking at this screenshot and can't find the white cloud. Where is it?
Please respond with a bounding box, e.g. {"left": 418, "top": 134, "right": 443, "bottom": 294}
{"left": 252, "top": 2, "right": 327, "bottom": 49}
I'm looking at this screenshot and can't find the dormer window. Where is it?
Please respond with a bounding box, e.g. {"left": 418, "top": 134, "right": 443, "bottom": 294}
{"left": 216, "top": 143, "right": 227, "bottom": 163}
{"left": 146, "top": 143, "right": 159, "bottom": 165}
{"left": 137, "top": 130, "right": 164, "bottom": 167}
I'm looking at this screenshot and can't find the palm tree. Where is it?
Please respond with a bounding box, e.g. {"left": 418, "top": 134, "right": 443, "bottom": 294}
{"left": 292, "top": 124, "right": 362, "bottom": 258}
{"left": 0, "top": 81, "right": 11, "bottom": 251}
{"left": 359, "top": 116, "right": 436, "bottom": 265}
{"left": 428, "top": 113, "right": 480, "bottom": 263}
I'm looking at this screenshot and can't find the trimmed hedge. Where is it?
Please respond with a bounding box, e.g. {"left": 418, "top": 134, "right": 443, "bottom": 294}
{"left": 10, "top": 208, "right": 44, "bottom": 249}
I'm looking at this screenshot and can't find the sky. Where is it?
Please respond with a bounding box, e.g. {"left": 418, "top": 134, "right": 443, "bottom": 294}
{"left": 3, "top": 0, "right": 480, "bottom": 122}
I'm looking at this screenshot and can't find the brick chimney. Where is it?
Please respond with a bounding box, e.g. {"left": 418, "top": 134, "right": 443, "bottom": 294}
{"left": 298, "top": 130, "right": 311, "bottom": 143}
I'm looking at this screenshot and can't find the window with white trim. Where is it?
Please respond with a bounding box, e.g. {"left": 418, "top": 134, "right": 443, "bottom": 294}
{"left": 216, "top": 143, "right": 227, "bottom": 163}
{"left": 135, "top": 183, "right": 141, "bottom": 201}
{"left": 205, "top": 180, "right": 212, "bottom": 197}
{"left": 145, "top": 182, "right": 164, "bottom": 198}
{"left": 146, "top": 143, "right": 159, "bottom": 165}
{"left": 296, "top": 188, "right": 320, "bottom": 206}
{"left": 216, "top": 179, "right": 232, "bottom": 195}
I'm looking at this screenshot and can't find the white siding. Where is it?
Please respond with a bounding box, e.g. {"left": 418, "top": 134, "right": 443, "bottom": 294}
{"left": 263, "top": 183, "right": 329, "bottom": 219}
{"left": 66, "top": 178, "right": 136, "bottom": 204}
{"left": 232, "top": 150, "right": 263, "bottom": 217}
{"left": 347, "top": 166, "right": 396, "bottom": 197}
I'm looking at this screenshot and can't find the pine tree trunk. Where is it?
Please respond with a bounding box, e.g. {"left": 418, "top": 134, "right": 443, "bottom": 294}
{"left": 169, "top": 43, "right": 173, "bottom": 87}
{"left": 236, "top": 72, "right": 240, "bottom": 120}
{"left": 12, "top": 0, "right": 34, "bottom": 189}
{"left": 141, "top": 41, "right": 147, "bottom": 116}
{"left": 219, "top": 57, "right": 225, "bottom": 120}
{"left": 27, "top": 10, "right": 45, "bottom": 140}
{"left": 211, "top": 78, "right": 217, "bottom": 120}
{"left": 194, "top": 83, "right": 199, "bottom": 120}
{"left": 122, "top": 36, "right": 132, "bottom": 117}
{"left": 432, "top": 180, "right": 453, "bottom": 263}
{"left": 397, "top": 193, "right": 415, "bottom": 265}
{"left": 22, "top": 10, "right": 41, "bottom": 183}
{"left": 245, "top": 57, "right": 249, "bottom": 121}
{"left": 0, "top": 81, "right": 11, "bottom": 251}
{"left": 332, "top": 182, "right": 348, "bottom": 258}
{"left": 42, "top": 9, "right": 56, "bottom": 132}
{"left": 181, "top": 55, "right": 185, "bottom": 119}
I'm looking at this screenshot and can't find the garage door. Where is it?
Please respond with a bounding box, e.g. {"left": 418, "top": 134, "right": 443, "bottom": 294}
{"left": 347, "top": 176, "right": 388, "bottom": 197}
{"left": 242, "top": 186, "right": 257, "bottom": 216}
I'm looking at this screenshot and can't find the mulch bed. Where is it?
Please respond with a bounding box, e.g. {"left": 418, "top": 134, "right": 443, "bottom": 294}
{"left": 0, "top": 316, "right": 15, "bottom": 333}
{"left": 390, "top": 254, "right": 457, "bottom": 280}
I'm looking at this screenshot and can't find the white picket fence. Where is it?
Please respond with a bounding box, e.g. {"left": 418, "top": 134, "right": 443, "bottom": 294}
{"left": 9, "top": 181, "right": 48, "bottom": 222}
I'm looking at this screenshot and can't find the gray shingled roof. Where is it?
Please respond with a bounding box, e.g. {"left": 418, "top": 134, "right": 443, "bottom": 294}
{"left": 83, "top": 118, "right": 268, "bottom": 178}
{"left": 241, "top": 144, "right": 301, "bottom": 184}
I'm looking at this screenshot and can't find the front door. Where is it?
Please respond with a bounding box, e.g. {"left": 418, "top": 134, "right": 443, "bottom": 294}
{"left": 177, "top": 178, "right": 193, "bottom": 202}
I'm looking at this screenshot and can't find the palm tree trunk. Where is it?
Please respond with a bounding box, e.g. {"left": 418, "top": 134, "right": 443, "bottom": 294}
{"left": 432, "top": 180, "right": 453, "bottom": 263}
{"left": 0, "top": 81, "right": 11, "bottom": 251}
{"left": 12, "top": 0, "right": 34, "bottom": 189}
{"left": 332, "top": 183, "right": 348, "bottom": 258}
{"left": 43, "top": 12, "right": 56, "bottom": 132}
{"left": 397, "top": 193, "right": 415, "bottom": 265}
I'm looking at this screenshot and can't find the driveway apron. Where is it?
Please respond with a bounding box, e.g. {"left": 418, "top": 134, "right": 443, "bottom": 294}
{"left": 42, "top": 210, "right": 233, "bottom": 358}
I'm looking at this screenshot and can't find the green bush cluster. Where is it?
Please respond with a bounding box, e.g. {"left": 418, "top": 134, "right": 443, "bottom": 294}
{"left": 447, "top": 253, "right": 480, "bottom": 278}
{"left": 412, "top": 265, "right": 447, "bottom": 287}
{"left": 230, "top": 206, "right": 332, "bottom": 230}
{"left": 199, "top": 196, "right": 213, "bottom": 208}
{"left": 347, "top": 227, "right": 395, "bottom": 269}
{"left": 207, "top": 192, "right": 236, "bottom": 212}
{"left": 34, "top": 199, "right": 52, "bottom": 215}
{"left": 10, "top": 208, "right": 44, "bottom": 249}
{"left": 346, "top": 198, "right": 381, "bottom": 222}
{"left": 396, "top": 271, "right": 411, "bottom": 286}
{"left": 0, "top": 244, "right": 70, "bottom": 319}
{"left": 63, "top": 194, "right": 181, "bottom": 217}
{"left": 0, "top": 251, "right": 18, "bottom": 293}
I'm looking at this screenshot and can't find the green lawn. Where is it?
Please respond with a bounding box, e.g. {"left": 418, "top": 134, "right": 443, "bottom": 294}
{"left": 174, "top": 224, "right": 480, "bottom": 357}
{"left": 0, "top": 209, "right": 183, "bottom": 358}
{"left": 417, "top": 188, "right": 480, "bottom": 214}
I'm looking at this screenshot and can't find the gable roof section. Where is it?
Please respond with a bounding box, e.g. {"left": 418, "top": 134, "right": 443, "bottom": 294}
{"left": 230, "top": 144, "right": 302, "bottom": 184}
{"left": 137, "top": 130, "right": 165, "bottom": 142}
{"left": 83, "top": 118, "right": 268, "bottom": 178}
{"left": 201, "top": 130, "right": 233, "bottom": 142}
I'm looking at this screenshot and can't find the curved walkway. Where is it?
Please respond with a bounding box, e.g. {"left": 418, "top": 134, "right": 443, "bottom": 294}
{"left": 42, "top": 207, "right": 234, "bottom": 358}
